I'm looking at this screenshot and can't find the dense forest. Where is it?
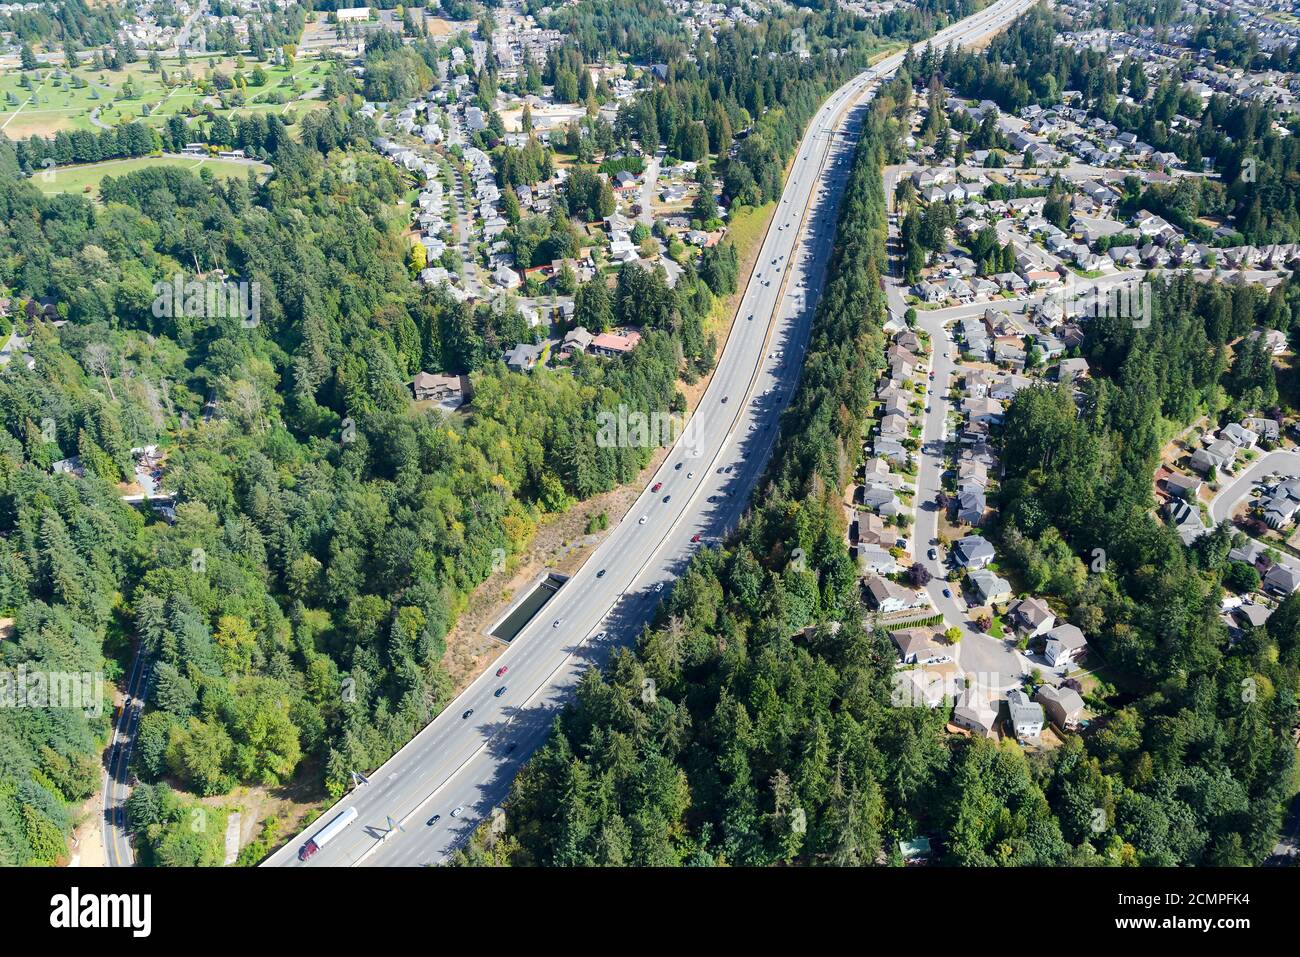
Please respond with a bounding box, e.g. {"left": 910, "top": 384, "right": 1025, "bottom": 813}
{"left": 995, "top": 276, "right": 1300, "bottom": 862}
{"left": 0, "top": 18, "right": 748, "bottom": 859}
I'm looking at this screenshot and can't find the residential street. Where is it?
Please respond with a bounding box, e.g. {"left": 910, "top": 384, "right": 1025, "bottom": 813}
{"left": 884, "top": 273, "right": 1029, "bottom": 694}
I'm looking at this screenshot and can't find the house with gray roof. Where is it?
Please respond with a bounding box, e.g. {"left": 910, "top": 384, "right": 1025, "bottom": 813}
{"left": 967, "top": 568, "right": 1012, "bottom": 606}
{"left": 1043, "top": 623, "right": 1088, "bottom": 668}
{"left": 953, "top": 535, "right": 995, "bottom": 569}
{"left": 1007, "top": 689, "right": 1044, "bottom": 741}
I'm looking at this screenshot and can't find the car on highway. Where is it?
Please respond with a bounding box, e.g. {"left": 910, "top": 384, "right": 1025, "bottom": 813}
{"left": 942, "top": 588, "right": 952, "bottom": 599}
{"left": 451, "top": 806, "right": 464, "bottom": 818}
{"left": 686, "top": 471, "right": 694, "bottom": 479}
{"left": 639, "top": 516, "right": 648, "bottom": 525}
{"left": 707, "top": 495, "right": 720, "bottom": 503}
{"left": 747, "top": 314, "right": 754, "bottom": 320}
{"left": 594, "top": 631, "right": 607, "bottom": 641}
{"left": 662, "top": 495, "right": 671, "bottom": 503}
{"left": 674, "top": 462, "right": 683, "bottom": 471}
{"left": 596, "top": 568, "right": 606, "bottom": 578}
{"left": 928, "top": 548, "right": 937, "bottom": 560}
{"left": 427, "top": 814, "right": 441, "bottom": 826}
{"left": 553, "top": 619, "right": 562, "bottom": 627}
{"left": 494, "top": 686, "right": 507, "bottom": 698}
{"left": 462, "top": 708, "right": 474, "bottom": 719}
{"left": 652, "top": 481, "right": 663, "bottom": 492}
{"left": 725, "top": 466, "right": 734, "bottom": 474}
{"left": 926, "top": 406, "right": 931, "bottom": 413}
{"left": 496, "top": 665, "right": 508, "bottom": 677}
{"left": 721, "top": 396, "right": 729, "bottom": 403}
{"left": 691, "top": 533, "right": 702, "bottom": 543}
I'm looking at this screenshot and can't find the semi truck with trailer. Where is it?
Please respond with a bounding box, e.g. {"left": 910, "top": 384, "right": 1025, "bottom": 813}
{"left": 298, "top": 806, "right": 359, "bottom": 861}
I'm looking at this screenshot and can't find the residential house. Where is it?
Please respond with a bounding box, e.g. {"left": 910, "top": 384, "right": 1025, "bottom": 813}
{"left": 953, "top": 535, "right": 996, "bottom": 569}
{"left": 1007, "top": 689, "right": 1044, "bottom": 742}
{"left": 890, "top": 627, "right": 952, "bottom": 665}
{"left": 590, "top": 330, "right": 642, "bottom": 357}
{"left": 968, "top": 568, "right": 1012, "bottom": 606}
{"left": 864, "top": 575, "right": 929, "bottom": 613}
{"left": 857, "top": 543, "right": 900, "bottom": 576}
{"left": 1043, "top": 623, "right": 1088, "bottom": 668}
{"left": 951, "top": 689, "right": 1000, "bottom": 738}
{"left": 957, "top": 485, "right": 987, "bottom": 526}
{"left": 1036, "top": 684, "right": 1084, "bottom": 731}
{"left": 411, "top": 372, "right": 470, "bottom": 405}
{"left": 502, "top": 343, "right": 543, "bottom": 372}
{"left": 1007, "top": 596, "right": 1055, "bottom": 638}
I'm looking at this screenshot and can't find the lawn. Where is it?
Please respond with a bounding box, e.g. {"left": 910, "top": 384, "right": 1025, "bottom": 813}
{"left": 33, "top": 154, "right": 270, "bottom": 196}
{"left": 0, "top": 56, "right": 328, "bottom": 139}
{"left": 706, "top": 200, "right": 775, "bottom": 334}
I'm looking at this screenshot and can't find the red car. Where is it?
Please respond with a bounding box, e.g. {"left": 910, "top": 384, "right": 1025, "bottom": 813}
{"left": 496, "top": 665, "right": 508, "bottom": 677}
{"left": 651, "top": 482, "right": 663, "bottom": 492}
{"left": 691, "top": 534, "right": 702, "bottom": 543}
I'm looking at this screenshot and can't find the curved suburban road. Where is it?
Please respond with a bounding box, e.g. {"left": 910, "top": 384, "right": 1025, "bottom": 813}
{"left": 1209, "top": 450, "right": 1300, "bottom": 526}
{"left": 262, "top": 0, "right": 1035, "bottom": 868}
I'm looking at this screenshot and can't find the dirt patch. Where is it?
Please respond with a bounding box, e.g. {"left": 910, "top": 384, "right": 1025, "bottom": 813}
{"left": 68, "top": 792, "right": 106, "bottom": 867}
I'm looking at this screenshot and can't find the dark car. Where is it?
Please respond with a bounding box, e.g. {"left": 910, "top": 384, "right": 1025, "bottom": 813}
{"left": 928, "top": 548, "right": 937, "bottom": 560}
{"left": 426, "top": 814, "right": 441, "bottom": 827}
{"left": 462, "top": 708, "right": 474, "bottom": 719}
{"left": 494, "top": 686, "right": 507, "bottom": 698}
{"left": 674, "top": 462, "right": 683, "bottom": 470}
{"left": 942, "top": 588, "right": 952, "bottom": 599}
{"left": 507, "top": 742, "right": 518, "bottom": 753}
{"left": 662, "top": 495, "right": 671, "bottom": 503}
{"left": 596, "top": 568, "right": 606, "bottom": 578}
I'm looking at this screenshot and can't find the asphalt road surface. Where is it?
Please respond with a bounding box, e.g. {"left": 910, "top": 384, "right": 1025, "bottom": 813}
{"left": 263, "top": 0, "right": 1035, "bottom": 868}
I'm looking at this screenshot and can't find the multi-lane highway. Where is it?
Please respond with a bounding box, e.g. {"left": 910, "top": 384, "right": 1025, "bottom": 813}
{"left": 263, "top": 0, "right": 1035, "bottom": 868}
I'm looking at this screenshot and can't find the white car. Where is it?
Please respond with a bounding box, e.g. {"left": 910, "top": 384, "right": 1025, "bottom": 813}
{"left": 639, "top": 516, "right": 648, "bottom": 525}
{"left": 686, "top": 471, "right": 694, "bottom": 479}
{"left": 552, "top": 619, "right": 562, "bottom": 628}
{"left": 450, "top": 806, "right": 464, "bottom": 818}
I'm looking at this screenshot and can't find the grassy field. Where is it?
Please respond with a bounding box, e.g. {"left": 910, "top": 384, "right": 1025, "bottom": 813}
{"left": 33, "top": 154, "right": 270, "bottom": 196}
{"left": 0, "top": 55, "right": 329, "bottom": 139}
{"left": 707, "top": 200, "right": 776, "bottom": 334}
